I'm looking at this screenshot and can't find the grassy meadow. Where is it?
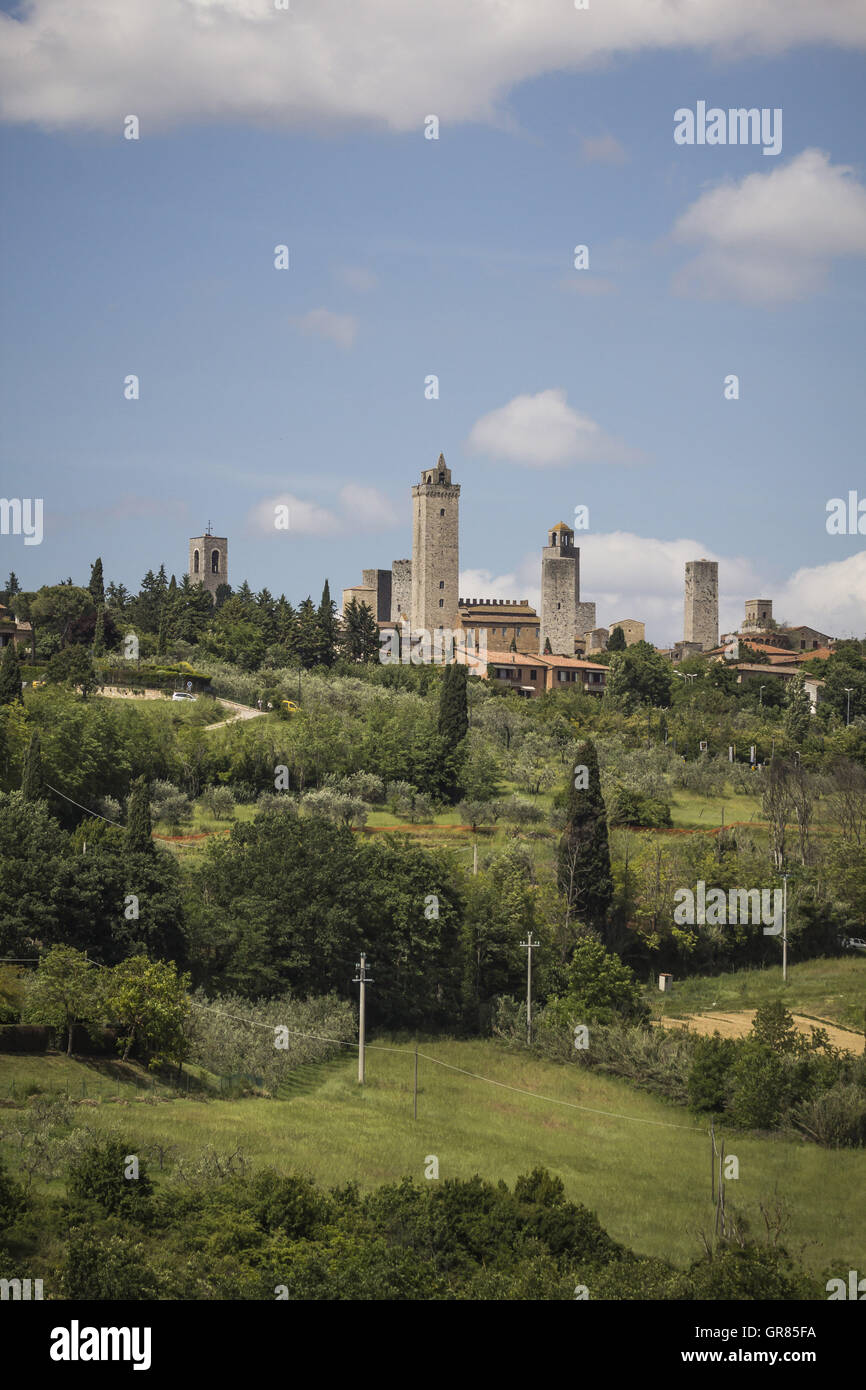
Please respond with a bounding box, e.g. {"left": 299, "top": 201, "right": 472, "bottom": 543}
{"left": 1, "top": 1038, "right": 863, "bottom": 1277}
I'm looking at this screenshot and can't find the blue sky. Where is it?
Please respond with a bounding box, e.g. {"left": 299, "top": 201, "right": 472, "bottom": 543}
{"left": 1, "top": 1, "right": 864, "bottom": 644}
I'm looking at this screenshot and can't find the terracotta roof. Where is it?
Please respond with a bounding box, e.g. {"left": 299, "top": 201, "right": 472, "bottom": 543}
{"left": 486, "top": 649, "right": 607, "bottom": 671}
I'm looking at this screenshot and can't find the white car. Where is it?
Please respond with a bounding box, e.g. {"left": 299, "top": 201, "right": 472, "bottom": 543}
{"left": 172, "top": 691, "right": 197, "bottom": 701}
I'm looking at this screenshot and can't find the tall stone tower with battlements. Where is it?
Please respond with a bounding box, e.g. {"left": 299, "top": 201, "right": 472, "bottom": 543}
{"left": 684, "top": 559, "right": 719, "bottom": 651}
{"left": 539, "top": 522, "right": 580, "bottom": 655}
{"left": 411, "top": 455, "right": 460, "bottom": 633}
{"left": 189, "top": 525, "right": 227, "bottom": 600}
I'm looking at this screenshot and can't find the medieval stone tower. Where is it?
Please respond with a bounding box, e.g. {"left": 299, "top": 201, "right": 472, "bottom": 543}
{"left": 540, "top": 522, "right": 580, "bottom": 656}
{"left": 411, "top": 455, "right": 460, "bottom": 632}
{"left": 189, "top": 525, "right": 228, "bottom": 600}
{"left": 684, "top": 558, "right": 719, "bottom": 651}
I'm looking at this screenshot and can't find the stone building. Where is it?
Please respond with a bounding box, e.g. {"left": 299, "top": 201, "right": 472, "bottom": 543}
{"left": 189, "top": 526, "right": 227, "bottom": 600}
{"left": 456, "top": 598, "right": 539, "bottom": 654}
{"left": 575, "top": 601, "right": 597, "bottom": 643}
{"left": 390, "top": 559, "right": 412, "bottom": 621}
{"left": 743, "top": 598, "right": 773, "bottom": 632}
{"left": 411, "top": 455, "right": 460, "bottom": 633}
{"left": 684, "top": 559, "right": 718, "bottom": 652}
{"left": 539, "top": 522, "right": 580, "bottom": 655}
{"left": 608, "top": 618, "right": 645, "bottom": 646}
{"left": 586, "top": 627, "right": 609, "bottom": 653}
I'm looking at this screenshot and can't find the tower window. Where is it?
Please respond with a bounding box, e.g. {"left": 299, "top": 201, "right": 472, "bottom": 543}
{"left": 440, "top": 508, "right": 445, "bottom": 516}
{"left": 439, "top": 580, "right": 444, "bottom": 589}
{"left": 193, "top": 549, "right": 200, "bottom": 574}
{"left": 438, "top": 599, "right": 444, "bottom": 608}
{"left": 211, "top": 549, "right": 220, "bottom": 574}
{"left": 438, "top": 473, "right": 444, "bottom": 483}
{"left": 557, "top": 602, "right": 561, "bottom": 610}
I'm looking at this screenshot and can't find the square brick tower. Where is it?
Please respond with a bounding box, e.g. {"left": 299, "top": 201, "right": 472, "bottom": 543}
{"left": 411, "top": 455, "right": 460, "bottom": 634}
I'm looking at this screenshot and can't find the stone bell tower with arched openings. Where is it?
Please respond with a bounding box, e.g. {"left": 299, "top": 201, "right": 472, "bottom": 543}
{"left": 188, "top": 523, "right": 228, "bottom": 600}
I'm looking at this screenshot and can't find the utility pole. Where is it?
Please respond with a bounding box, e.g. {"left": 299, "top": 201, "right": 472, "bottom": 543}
{"left": 520, "top": 932, "right": 537, "bottom": 1044}
{"left": 353, "top": 953, "right": 373, "bottom": 1083}
{"left": 473, "top": 840, "right": 478, "bottom": 876}
{"left": 844, "top": 687, "right": 853, "bottom": 726}
{"left": 413, "top": 1045, "right": 418, "bottom": 1120}
{"left": 781, "top": 873, "right": 789, "bottom": 983}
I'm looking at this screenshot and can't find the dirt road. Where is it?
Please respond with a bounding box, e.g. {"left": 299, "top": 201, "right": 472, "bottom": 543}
{"left": 656, "top": 1009, "right": 865, "bottom": 1054}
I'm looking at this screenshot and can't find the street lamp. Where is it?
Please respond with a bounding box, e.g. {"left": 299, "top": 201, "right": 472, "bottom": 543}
{"left": 844, "top": 687, "right": 853, "bottom": 726}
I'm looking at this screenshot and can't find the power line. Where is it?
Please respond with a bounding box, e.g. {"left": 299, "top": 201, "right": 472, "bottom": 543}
{"left": 43, "top": 781, "right": 124, "bottom": 826}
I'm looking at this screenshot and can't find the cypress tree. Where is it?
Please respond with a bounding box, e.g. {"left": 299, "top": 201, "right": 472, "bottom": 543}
{"left": 316, "top": 579, "right": 339, "bottom": 668}
{"left": 438, "top": 662, "right": 469, "bottom": 746}
{"left": 608, "top": 625, "right": 627, "bottom": 652}
{"left": 437, "top": 662, "right": 469, "bottom": 802}
{"left": 126, "top": 775, "right": 154, "bottom": 854}
{"left": 22, "top": 732, "right": 44, "bottom": 801}
{"left": 557, "top": 738, "right": 613, "bottom": 932}
{"left": 0, "top": 640, "right": 22, "bottom": 705}
{"left": 92, "top": 606, "right": 106, "bottom": 658}
{"left": 295, "top": 597, "right": 321, "bottom": 668}
{"left": 88, "top": 557, "right": 105, "bottom": 605}
{"left": 356, "top": 602, "right": 380, "bottom": 662}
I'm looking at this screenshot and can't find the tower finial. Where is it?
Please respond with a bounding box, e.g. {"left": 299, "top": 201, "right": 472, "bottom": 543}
{"left": 205, "top": 519, "right": 213, "bottom": 536}
{"left": 437, "top": 453, "right": 446, "bottom": 467}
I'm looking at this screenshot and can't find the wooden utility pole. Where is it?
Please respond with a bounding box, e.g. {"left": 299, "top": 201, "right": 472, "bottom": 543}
{"left": 781, "top": 873, "right": 789, "bottom": 983}
{"left": 520, "top": 932, "right": 537, "bottom": 1044}
{"left": 413, "top": 1045, "right": 418, "bottom": 1120}
{"left": 353, "top": 953, "right": 373, "bottom": 1084}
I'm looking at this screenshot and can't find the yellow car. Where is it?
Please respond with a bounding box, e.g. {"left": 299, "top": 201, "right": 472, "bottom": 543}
{"left": 281, "top": 699, "right": 299, "bottom": 714}
{"left": 31, "top": 679, "right": 46, "bottom": 689}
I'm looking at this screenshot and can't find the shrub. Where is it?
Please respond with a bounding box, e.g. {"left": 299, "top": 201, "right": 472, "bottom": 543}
{"left": 201, "top": 785, "right": 236, "bottom": 821}
{"left": 66, "top": 1135, "right": 153, "bottom": 1219}
{"left": 687, "top": 1034, "right": 737, "bottom": 1113}
{"left": 60, "top": 1229, "right": 159, "bottom": 1300}
{"left": 794, "top": 1083, "right": 866, "bottom": 1148}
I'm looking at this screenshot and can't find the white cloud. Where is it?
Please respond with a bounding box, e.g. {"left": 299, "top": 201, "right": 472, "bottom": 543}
{"left": 461, "top": 534, "right": 866, "bottom": 646}
{"left": 776, "top": 551, "right": 866, "bottom": 638}
{"left": 580, "top": 133, "right": 627, "bottom": 164}
{"left": 295, "top": 308, "right": 358, "bottom": 349}
{"left": 2, "top": 2, "right": 865, "bottom": 132}
{"left": 339, "top": 483, "right": 400, "bottom": 529}
{"left": 672, "top": 149, "right": 866, "bottom": 303}
{"left": 246, "top": 494, "right": 341, "bottom": 537}
{"left": 467, "top": 389, "right": 639, "bottom": 467}
{"left": 246, "top": 483, "right": 402, "bottom": 537}
{"left": 337, "top": 266, "right": 378, "bottom": 293}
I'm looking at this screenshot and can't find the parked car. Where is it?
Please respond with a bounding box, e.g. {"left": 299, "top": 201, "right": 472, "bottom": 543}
{"left": 172, "top": 691, "right": 197, "bottom": 701}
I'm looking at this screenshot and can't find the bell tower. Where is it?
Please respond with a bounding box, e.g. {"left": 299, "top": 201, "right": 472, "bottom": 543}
{"left": 189, "top": 522, "right": 228, "bottom": 600}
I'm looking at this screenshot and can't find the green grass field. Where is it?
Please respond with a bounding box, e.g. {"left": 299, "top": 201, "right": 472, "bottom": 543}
{"left": 649, "top": 956, "right": 866, "bottom": 1033}
{"left": 1, "top": 1039, "right": 862, "bottom": 1275}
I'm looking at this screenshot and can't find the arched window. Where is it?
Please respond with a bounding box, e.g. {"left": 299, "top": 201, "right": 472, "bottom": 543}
{"left": 438, "top": 473, "right": 444, "bottom": 483}
{"left": 211, "top": 549, "right": 220, "bottom": 574}
{"left": 439, "top": 508, "right": 445, "bottom": 516}
{"left": 193, "top": 549, "right": 200, "bottom": 574}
